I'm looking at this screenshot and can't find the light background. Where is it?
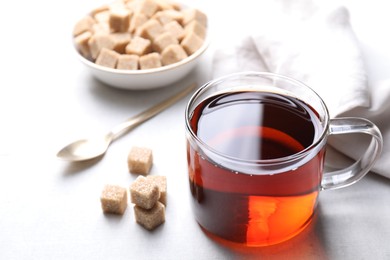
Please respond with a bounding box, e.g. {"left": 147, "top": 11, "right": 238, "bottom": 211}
{"left": 1, "top": 0, "right": 389, "bottom": 259}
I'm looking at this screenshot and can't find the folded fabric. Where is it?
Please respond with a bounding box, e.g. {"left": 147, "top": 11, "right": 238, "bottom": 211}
{"left": 212, "top": 0, "right": 390, "bottom": 178}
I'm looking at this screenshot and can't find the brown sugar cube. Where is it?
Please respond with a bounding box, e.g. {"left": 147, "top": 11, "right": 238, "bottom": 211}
{"left": 117, "top": 54, "right": 139, "bottom": 70}
{"left": 109, "top": 8, "right": 132, "bottom": 32}
{"left": 139, "top": 52, "right": 162, "bottom": 69}
{"left": 138, "top": 0, "right": 160, "bottom": 17}
{"left": 154, "top": 0, "right": 180, "bottom": 11}
{"left": 74, "top": 31, "right": 92, "bottom": 59}
{"left": 161, "top": 44, "right": 187, "bottom": 65}
{"left": 94, "top": 10, "right": 110, "bottom": 24}
{"left": 88, "top": 34, "right": 116, "bottom": 60}
{"left": 92, "top": 22, "right": 110, "bottom": 35}
{"left": 129, "top": 12, "right": 148, "bottom": 33}
{"left": 147, "top": 176, "right": 167, "bottom": 206}
{"left": 134, "top": 202, "right": 165, "bottom": 230}
{"left": 153, "top": 10, "right": 183, "bottom": 25}
{"left": 164, "top": 20, "right": 185, "bottom": 41}
{"left": 181, "top": 31, "right": 204, "bottom": 55}
{"left": 110, "top": 32, "right": 131, "bottom": 53}
{"left": 96, "top": 48, "right": 120, "bottom": 68}
{"left": 127, "top": 146, "right": 153, "bottom": 174}
{"left": 185, "top": 20, "right": 206, "bottom": 39}
{"left": 136, "top": 19, "right": 165, "bottom": 41}
{"left": 182, "top": 8, "right": 207, "bottom": 27}
{"left": 73, "top": 16, "right": 95, "bottom": 36}
{"left": 125, "top": 0, "right": 139, "bottom": 11}
{"left": 130, "top": 176, "right": 160, "bottom": 209}
{"left": 125, "top": 36, "right": 152, "bottom": 56}
{"left": 152, "top": 32, "right": 178, "bottom": 53}
{"left": 100, "top": 184, "right": 128, "bottom": 215}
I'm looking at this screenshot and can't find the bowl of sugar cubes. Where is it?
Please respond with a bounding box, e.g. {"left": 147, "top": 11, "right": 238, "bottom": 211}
{"left": 73, "top": 0, "right": 209, "bottom": 90}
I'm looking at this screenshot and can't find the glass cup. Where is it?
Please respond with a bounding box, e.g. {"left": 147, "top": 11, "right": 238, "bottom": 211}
{"left": 185, "top": 71, "right": 383, "bottom": 247}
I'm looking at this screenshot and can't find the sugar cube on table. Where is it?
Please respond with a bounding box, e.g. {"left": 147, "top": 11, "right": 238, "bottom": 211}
{"left": 127, "top": 146, "right": 153, "bottom": 174}
{"left": 100, "top": 184, "right": 128, "bottom": 215}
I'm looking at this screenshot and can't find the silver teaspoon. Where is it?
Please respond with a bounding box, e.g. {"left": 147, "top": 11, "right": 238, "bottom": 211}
{"left": 57, "top": 82, "right": 197, "bottom": 162}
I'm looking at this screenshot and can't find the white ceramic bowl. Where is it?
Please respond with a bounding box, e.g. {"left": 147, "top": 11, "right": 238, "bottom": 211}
{"left": 75, "top": 34, "right": 209, "bottom": 90}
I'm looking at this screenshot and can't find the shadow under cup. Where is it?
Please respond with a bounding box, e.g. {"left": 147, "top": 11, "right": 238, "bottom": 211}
{"left": 185, "top": 72, "right": 382, "bottom": 247}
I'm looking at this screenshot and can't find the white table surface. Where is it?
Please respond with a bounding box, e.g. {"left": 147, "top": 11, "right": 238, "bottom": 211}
{"left": 1, "top": 0, "right": 390, "bottom": 259}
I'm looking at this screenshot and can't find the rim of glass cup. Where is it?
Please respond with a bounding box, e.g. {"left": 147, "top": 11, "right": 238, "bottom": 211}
{"left": 185, "top": 71, "right": 330, "bottom": 167}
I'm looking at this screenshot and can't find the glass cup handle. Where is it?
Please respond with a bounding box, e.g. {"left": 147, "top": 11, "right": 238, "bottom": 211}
{"left": 321, "top": 117, "right": 383, "bottom": 190}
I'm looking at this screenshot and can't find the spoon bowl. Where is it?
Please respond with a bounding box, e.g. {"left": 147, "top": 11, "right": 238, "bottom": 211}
{"left": 57, "top": 135, "right": 113, "bottom": 161}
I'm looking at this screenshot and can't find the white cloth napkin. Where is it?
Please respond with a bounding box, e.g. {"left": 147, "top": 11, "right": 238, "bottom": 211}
{"left": 212, "top": 0, "right": 390, "bottom": 178}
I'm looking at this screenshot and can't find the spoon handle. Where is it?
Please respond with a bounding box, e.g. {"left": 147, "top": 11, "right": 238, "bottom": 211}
{"left": 110, "top": 82, "right": 198, "bottom": 139}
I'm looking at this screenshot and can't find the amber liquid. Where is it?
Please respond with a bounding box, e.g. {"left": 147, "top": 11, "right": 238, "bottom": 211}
{"left": 187, "top": 91, "right": 325, "bottom": 246}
